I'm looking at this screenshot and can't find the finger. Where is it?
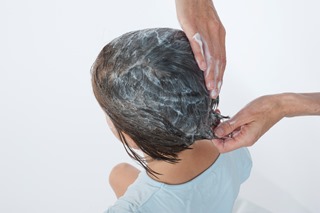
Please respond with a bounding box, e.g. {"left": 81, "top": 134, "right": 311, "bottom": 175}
{"left": 212, "top": 138, "right": 243, "bottom": 153}
{"left": 192, "top": 33, "right": 207, "bottom": 71}
{"left": 187, "top": 32, "right": 207, "bottom": 71}
{"left": 201, "top": 36, "right": 221, "bottom": 96}
{"left": 178, "top": 16, "right": 208, "bottom": 72}
{"left": 219, "top": 25, "right": 227, "bottom": 71}
{"left": 208, "top": 25, "right": 225, "bottom": 98}
{"left": 214, "top": 25, "right": 226, "bottom": 97}
{"left": 201, "top": 35, "right": 215, "bottom": 91}
{"left": 214, "top": 117, "right": 239, "bottom": 138}
{"left": 209, "top": 59, "right": 223, "bottom": 99}
{"left": 213, "top": 125, "right": 257, "bottom": 153}
{"left": 211, "top": 41, "right": 226, "bottom": 99}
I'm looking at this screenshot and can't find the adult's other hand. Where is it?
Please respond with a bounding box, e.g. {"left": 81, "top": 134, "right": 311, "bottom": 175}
{"left": 212, "top": 93, "right": 320, "bottom": 153}
{"left": 175, "top": 0, "right": 226, "bottom": 98}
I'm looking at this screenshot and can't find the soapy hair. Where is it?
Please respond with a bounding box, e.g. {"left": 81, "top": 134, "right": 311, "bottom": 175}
{"left": 91, "top": 28, "right": 226, "bottom": 175}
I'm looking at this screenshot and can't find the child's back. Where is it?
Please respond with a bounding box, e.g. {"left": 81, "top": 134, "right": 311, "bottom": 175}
{"left": 91, "top": 28, "right": 252, "bottom": 213}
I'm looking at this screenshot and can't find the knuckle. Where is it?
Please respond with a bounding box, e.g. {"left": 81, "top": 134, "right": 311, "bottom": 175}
{"left": 209, "top": 20, "right": 225, "bottom": 34}
{"left": 211, "top": 19, "right": 222, "bottom": 29}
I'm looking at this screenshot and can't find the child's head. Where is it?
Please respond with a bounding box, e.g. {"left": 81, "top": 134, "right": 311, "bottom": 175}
{"left": 91, "top": 28, "right": 224, "bottom": 174}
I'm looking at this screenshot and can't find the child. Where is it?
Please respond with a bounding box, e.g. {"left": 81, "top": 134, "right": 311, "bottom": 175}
{"left": 91, "top": 28, "right": 252, "bottom": 213}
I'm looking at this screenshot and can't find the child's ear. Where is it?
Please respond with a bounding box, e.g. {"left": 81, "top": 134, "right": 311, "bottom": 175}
{"left": 122, "top": 132, "right": 139, "bottom": 150}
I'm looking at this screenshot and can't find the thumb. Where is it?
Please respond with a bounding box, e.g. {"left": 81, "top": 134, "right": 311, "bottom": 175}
{"left": 214, "top": 117, "right": 240, "bottom": 138}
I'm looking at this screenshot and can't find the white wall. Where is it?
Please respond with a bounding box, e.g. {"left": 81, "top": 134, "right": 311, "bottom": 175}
{"left": 0, "top": 0, "right": 319, "bottom": 212}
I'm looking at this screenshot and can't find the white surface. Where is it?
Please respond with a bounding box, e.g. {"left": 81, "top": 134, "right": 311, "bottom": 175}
{"left": 0, "top": 0, "right": 319, "bottom": 212}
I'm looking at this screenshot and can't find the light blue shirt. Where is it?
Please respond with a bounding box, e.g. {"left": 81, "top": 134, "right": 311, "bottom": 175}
{"left": 105, "top": 148, "right": 252, "bottom": 213}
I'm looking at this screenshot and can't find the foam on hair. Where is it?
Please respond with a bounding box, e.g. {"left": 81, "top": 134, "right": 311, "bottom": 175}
{"left": 91, "top": 28, "right": 224, "bottom": 171}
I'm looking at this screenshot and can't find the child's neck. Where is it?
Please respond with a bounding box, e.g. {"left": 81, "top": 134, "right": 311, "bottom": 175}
{"left": 147, "top": 140, "right": 220, "bottom": 185}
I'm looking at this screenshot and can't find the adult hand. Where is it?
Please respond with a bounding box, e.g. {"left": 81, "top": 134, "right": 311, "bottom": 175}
{"left": 212, "top": 95, "right": 284, "bottom": 153}
{"left": 175, "top": 0, "right": 226, "bottom": 98}
{"left": 212, "top": 93, "right": 320, "bottom": 153}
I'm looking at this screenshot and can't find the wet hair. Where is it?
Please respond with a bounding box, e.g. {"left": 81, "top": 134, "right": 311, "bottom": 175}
{"left": 91, "top": 28, "right": 226, "bottom": 175}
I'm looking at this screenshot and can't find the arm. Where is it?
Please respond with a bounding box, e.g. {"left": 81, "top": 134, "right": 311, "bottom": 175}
{"left": 175, "top": 0, "right": 226, "bottom": 98}
{"left": 212, "top": 93, "right": 320, "bottom": 153}
{"left": 280, "top": 93, "right": 320, "bottom": 117}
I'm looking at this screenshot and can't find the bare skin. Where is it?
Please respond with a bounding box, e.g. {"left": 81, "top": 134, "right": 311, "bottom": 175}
{"left": 175, "top": 0, "right": 226, "bottom": 98}
{"left": 212, "top": 93, "right": 320, "bottom": 153}
{"left": 109, "top": 163, "right": 140, "bottom": 198}
{"left": 147, "top": 139, "right": 220, "bottom": 185}
{"left": 109, "top": 139, "right": 220, "bottom": 198}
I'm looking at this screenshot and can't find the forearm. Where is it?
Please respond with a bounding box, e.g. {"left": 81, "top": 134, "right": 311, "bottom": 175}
{"left": 278, "top": 93, "right": 320, "bottom": 117}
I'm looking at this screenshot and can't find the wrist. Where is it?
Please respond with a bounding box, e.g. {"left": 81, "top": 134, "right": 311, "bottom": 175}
{"left": 276, "top": 93, "right": 296, "bottom": 117}
{"left": 277, "top": 92, "right": 320, "bottom": 117}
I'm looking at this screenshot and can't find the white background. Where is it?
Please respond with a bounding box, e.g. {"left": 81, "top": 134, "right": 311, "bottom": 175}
{"left": 1, "top": 0, "right": 319, "bottom": 212}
